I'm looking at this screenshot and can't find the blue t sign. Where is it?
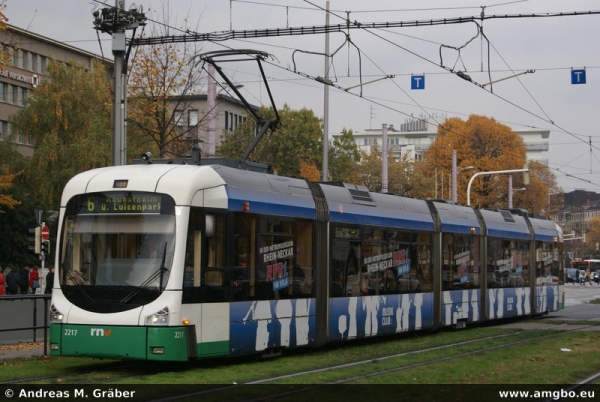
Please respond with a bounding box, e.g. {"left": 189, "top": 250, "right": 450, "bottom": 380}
{"left": 411, "top": 75, "right": 425, "bottom": 90}
{"left": 571, "top": 69, "right": 586, "bottom": 84}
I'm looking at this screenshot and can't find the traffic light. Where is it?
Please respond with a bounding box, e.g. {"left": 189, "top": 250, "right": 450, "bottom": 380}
{"left": 28, "top": 227, "right": 41, "bottom": 254}
{"left": 41, "top": 240, "right": 49, "bottom": 255}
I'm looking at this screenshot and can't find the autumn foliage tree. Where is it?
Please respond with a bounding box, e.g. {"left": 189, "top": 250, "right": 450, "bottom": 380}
{"left": 585, "top": 216, "right": 600, "bottom": 257}
{"left": 422, "top": 115, "right": 538, "bottom": 208}
{"left": 0, "top": 166, "right": 20, "bottom": 212}
{"left": 127, "top": 4, "right": 204, "bottom": 159}
{"left": 10, "top": 59, "right": 112, "bottom": 209}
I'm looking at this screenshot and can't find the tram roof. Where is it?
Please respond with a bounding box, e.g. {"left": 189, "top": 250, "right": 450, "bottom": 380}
{"left": 211, "top": 165, "right": 316, "bottom": 219}
{"left": 319, "top": 183, "right": 434, "bottom": 231}
{"left": 478, "top": 209, "right": 531, "bottom": 241}
{"left": 430, "top": 201, "right": 481, "bottom": 235}
{"left": 528, "top": 216, "right": 561, "bottom": 242}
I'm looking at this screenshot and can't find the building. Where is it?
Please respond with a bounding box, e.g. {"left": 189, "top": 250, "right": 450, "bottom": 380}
{"left": 170, "top": 93, "right": 258, "bottom": 157}
{"left": 0, "top": 24, "right": 112, "bottom": 156}
{"left": 555, "top": 190, "right": 600, "bottom": 260}
{"left": 334, "top": 115, "right": 550, "bottom": 164}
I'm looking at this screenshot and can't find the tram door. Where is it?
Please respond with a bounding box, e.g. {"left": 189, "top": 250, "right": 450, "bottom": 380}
{"left": 181, "top": 209, "right": 230, "bottom": 357}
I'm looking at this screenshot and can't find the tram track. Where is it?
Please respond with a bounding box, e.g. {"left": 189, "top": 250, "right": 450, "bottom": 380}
{"left": 141, "top": 324, "right": 598, "bottom": 402}
{"left": 2, "top": 323, "right": 596, "bottom": 401}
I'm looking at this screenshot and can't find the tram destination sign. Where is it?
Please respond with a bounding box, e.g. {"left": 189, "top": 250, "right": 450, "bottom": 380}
{"left": 82, "top": 193, "right": 163, "bottom": 214}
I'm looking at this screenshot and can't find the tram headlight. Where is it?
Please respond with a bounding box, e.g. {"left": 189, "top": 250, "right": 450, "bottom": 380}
{"left": 50, "top": 304, "right": 64, "bottom": 323}
{"left": 145, "top": 306, "right": 170, "bottom": 325}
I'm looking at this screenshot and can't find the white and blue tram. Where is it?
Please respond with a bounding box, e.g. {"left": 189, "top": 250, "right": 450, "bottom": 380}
{"left": 49, "top": 160, "right": 563, "bottom": 361}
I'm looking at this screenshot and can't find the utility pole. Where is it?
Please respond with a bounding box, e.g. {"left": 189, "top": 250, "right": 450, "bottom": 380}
{"left": 93, "top": 2, "right": 146, "bottom": 166}
{"left": 382, "top": 123, "right": 388, "bottom": 193}
{"left": 207, "top": 63, "right": 217, "bottom": 156}
{"left": 322, "top": 1, "right": 330, "bottom": 182}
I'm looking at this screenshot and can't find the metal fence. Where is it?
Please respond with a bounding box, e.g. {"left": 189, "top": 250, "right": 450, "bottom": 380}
{"left": 0, "top": 294, "right": 51, "bottom": 355}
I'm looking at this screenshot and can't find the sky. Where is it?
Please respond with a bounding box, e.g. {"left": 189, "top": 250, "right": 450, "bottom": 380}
{"left": 8, "top": 0, "right": 600, "bottom": 193}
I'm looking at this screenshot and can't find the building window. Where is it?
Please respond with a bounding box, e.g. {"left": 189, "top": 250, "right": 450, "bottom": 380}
{"left": 31, "top": 53, "right": 38, "bottom": 73}
{"left": 40, "top": 56, "right": 47, "bottom": 74}
{"left": 188, "top": 109, "right": 198, "bottom": 126}
{"left": 20, "top": 88, "right": 27, "bottom": 106}
{"left": 174, "top": 110, "right": 183, "bottom": 126}
{"left": 11, "top": 48, "right": 18, "bottom": 66}
{"left": 0, "top": 83, "right": 6, "bottom": 102}
{"left": 0, "top": 121, "right": 4, "bottom": 140}
{"left": 8, "top": 84, "right": 15, "bottom": 104}
{"left": 224, "top": 111, "right": 229, "bottom": 131}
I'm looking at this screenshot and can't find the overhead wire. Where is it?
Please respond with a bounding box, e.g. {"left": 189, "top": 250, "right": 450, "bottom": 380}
{"left": 94, "top": 0, "right": 600, "bottom": 189}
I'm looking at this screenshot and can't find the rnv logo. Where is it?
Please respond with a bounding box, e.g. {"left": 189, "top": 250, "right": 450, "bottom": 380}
{"left": 90, "top": 328, "right": 113, "bottom": 337}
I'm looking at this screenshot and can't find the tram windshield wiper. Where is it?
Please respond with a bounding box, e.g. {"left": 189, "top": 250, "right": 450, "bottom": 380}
{"left": 66, "top": 269, "right": 95, "bottom": 304}
{"left": 120, "top": 243, "right": 169, "bottom": 304}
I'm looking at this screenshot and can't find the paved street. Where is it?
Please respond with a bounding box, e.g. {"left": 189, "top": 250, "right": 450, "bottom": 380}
{"left": 562, "top": 281, "right": 600, "bottom": 307}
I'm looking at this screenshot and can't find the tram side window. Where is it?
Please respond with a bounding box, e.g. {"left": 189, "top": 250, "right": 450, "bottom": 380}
{"left": 233, "top": 213, "right": 256, "bottom": 301}
{"left": 488, "top": 239, "right": 527, "bottom": 288}
{"left": 386, "top": 241, "right": 417, "bottom": 294}
{"left": 414, "top": 234, "right": 433, "bottom": 292}
{"left": 332, "top": 226, "right": 363, "bottom": 297}
{"left": 183, "top": 210, "right": 229, "bottom": 304}
{"left": 556, "top": 240, "right": 563, "bottom": 285}
{"left": 256, "top": 218, "right": 294, "bottom": 300}
{"left": 361, "top": 228, "right": 386, "bottom": 296}
{"left": 331, "top": 227, "right": 431, "bottom": 297}
{"left": 536, "top": 242, "right": 558, "bottom": 285}
{"left": 442, "top": 233, "right": 480, "bottom": 290}
{"left": 294, "top": 219, "right": 314, "bottom": 298}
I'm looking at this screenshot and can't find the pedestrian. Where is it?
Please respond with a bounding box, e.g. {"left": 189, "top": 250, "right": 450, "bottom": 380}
{"left": 5, "top": 266, "right": 19, "bottom": 295}
{"left": 45, "top": 265, "right": 55, "bottom": 294}
{"left": 0, "top": 266, "right": 5, "bottom": 296}
{"left": 576, "top": 269, "right": 582, "bottom": 286}
{"left": 29, "top": 265, "right": 40, "bottom": 294}
{"left": 584, "top": 272, "right": 592, "bottom": 285}
{"left": 18, "top": 265, "right": 31, "bottom": 294}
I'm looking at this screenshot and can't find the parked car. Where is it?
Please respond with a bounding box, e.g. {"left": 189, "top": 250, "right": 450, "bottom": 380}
{"left": 594, "top": 271, "right": 600, "bottom": 284}
{"left": 566, "top": 268, "right": 577, "bottom": 283}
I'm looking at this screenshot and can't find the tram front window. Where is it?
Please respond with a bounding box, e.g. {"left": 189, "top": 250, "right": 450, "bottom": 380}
{"left": 59, "top": 192, "right": 175, "bottom": 313}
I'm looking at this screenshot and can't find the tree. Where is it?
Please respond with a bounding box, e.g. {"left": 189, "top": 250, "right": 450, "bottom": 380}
{"left": 0, "top": 138, "right": 48, "bottom": 267}
{"left": 329, "top": 128, "right": 361, "bottom": 183}
{"left": 387, "top": 153, "right": 435, "bottom": 198}
{"left": 358, "top": 144, "right": 383, "bottom": 192}
{"left": 514, "top": 161, "right": 563, "bottom": 215}
{"left": 421, "top": 115, "right": 541, "bottom": 208}
{"left": 10, "top": 59, "right": 112, "bottom": 210}
{"left": 218, "top": 104, "right": 323, "bottom": 178}
{"left": 355, "top": 143, "right": 434, "bottom": 197}
{"left": 0, "top": 1, "right": 8, "bottom": 66}
{"left": 585, "top": 216, "right": 600, "bottom": 257}
{"left": 0, "top": 166, "right": 20, "bottom": 212}
{"left": 127, "top": 3, "right": 205, "bottom": 159}
{"left": 299, "top": 160, "right": 321, "bottom": 182}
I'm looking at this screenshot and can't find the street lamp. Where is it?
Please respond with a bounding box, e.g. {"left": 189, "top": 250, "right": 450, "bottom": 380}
{"left": 508, "top": 174, "right": 526, "bottom": 208}
{"left": 451, "top": 150, "right": 474, "bottom": 203}
{"left": 467, "top": 168, "right": 529, "bottom": 206}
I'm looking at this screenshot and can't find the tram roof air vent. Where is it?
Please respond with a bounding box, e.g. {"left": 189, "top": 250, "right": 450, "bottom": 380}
{"left": 348, "top": 188, "right": 375, "bottom": 205}
{"left": 499, "top": 209, "right": 515, "bottom": 223}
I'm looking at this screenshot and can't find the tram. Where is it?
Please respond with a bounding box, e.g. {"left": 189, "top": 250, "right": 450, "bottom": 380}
{"left": 49, "top": 158, "right": 563, "bottom": 361}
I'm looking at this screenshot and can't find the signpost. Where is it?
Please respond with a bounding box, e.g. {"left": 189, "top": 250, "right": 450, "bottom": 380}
{"left": 39, "top": 223, "right": 49, "bottom": 294}
{"left": 41, "top": 225, "right": 49, "bottom": 241}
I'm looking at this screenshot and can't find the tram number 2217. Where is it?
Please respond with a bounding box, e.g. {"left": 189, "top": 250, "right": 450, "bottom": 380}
{"left": 64, "top": 329, "right": 78, "bottom": 336}
{"left": 174, "top": 331, "right": 184, "bottom": 339}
